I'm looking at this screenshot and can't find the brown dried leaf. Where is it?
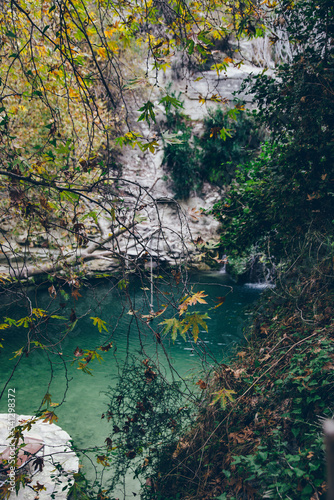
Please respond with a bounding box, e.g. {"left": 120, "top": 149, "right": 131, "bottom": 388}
{"left": 196, "top": 379, "right": 207, "bottom": 390}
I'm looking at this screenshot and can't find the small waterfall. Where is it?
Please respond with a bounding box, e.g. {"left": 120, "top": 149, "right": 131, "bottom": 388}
{"left": 220, "top": 255, "right": 227, "bottom": 274}
{"left": 251, "top": 28, "right": 293, "bottom": 68}
{"left": 220, "top": 263, "right": 227, "bottom": 274}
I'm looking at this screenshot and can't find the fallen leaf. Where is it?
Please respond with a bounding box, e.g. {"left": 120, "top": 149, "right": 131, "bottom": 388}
{"left": 74, "top": 346, "right": 83, "bottom": 357}
{"left": 196, "top": 379, "right": 207, "bottom": 389}
{"left": 99, "top": 342, "right": 113, "bottom": 352}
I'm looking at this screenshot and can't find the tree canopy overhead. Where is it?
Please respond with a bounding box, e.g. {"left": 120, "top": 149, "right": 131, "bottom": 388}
{"left": 0, "top": 0, "right": 266, "bottom": 282}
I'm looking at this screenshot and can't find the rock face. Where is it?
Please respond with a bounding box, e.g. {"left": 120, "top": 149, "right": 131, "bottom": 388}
{"left": 112, "top": 42, "right": 269, "bottom": 270}
{"left": 0, "top": 414, "right": 79, "bottom": 500}
{"left": 115, "top": 139, "right": 223, "bottom": 267}
{"left": 0, "top": 39, "right": 276, "bottom": 279}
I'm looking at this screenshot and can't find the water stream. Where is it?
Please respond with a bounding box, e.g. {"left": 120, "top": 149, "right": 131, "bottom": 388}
{"left": 0, "top": 271, "right": 263, "bottom": 495}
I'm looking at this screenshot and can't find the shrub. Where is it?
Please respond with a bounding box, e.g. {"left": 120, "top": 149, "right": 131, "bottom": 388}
{"left": 197, "top": 106, "right": 264, "bottom": 186}
{"left": 161, "top": 96, "right": 200, "bottom": 199}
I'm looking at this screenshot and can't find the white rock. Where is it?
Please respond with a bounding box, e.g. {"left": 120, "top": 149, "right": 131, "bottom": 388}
{"left": 0, "top": 414, "right": 79, "bottom": 500}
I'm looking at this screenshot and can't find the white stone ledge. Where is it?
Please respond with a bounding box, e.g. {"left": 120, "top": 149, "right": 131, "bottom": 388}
{"left": 0, "top": 414, "right": 79, "bottom": 500}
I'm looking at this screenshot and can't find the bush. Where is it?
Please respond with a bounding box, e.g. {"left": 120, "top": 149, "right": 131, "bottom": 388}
{"left": 197, "top": 107, "right": 264, "bottom": 186}
{"left": 161, "top": 97, "right": 263, "bottom": 199}
{"left": 161, "top": 97, "right": 200, "bottom": 199}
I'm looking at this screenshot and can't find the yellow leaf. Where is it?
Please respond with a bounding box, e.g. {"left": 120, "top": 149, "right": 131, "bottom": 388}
{"left": 96, "top": 46, "right": 107, "bottom": 58}
{"left": 42, "top": 411, "right": 58, "bottom": 424}
{"left": 42, "top": 392, "right": 52, "bottom": 406}
{"left": 97, "top": 455, "right": 110, "bottom": 466}
{"left": 69, "top": 88, "right": 79, "bottom": 100}
{"left": 104, "top": 28, "right": 115, "bottom": 38}
{"left": 210, "top": 388, "right": 236, "bottom": 409}
{"left": 181, "top": 312, "right": 209, "bottom": 343}
{"left": 178, "top": 291, "right": 208, "bottom": 315}
{"left": 11, "top": 347, "right": 24, "bottom": 359}
{"left": 107, "top": 40, "right": 119, "bottom": 53}
{"left": 90, "top": 316, "right": 108, "bottom": 333}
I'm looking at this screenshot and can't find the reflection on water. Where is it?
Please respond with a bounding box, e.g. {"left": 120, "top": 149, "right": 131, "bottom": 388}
{"left": 0, "top": 271, "right": 262, "bottom": 493}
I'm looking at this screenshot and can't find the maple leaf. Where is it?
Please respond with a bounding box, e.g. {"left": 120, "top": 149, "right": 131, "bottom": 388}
{"left": 10, "top": 347, "right": 24, "bottom": 359}
{"left": 181, "top": 312, "right": 210, "bottom": 342}
{"left": 74, "top": 346, "right": 84, "bottom": 357}
{"left": 171, "top": 269, "right": 181, "bottom": 284}
{"left": 4, "top": 317, "right": 17, "bottom": 327}
{"left": 96, "top": 47, "right": 107, "bottom": 58}
{"left": 210, "top": 388, "right": 236, "bottom": 409}
{"left": 77, "top": 362, "right": 93, "bottom": 375}
{"left": 90, "top": 316, "right": 108, "bottom": 333}
{"left": 160, "top": 318, "right": 185, "bottom": 342}
{"left": 237, "top": 351, "right": 247, "bottom": 359}
{"left": 42, "top": 411, "right": 58, "bottom": 424}
{"left": 97, "top": 455, "right": 110, "bottom": 466}
{"left": 32, "top": 308, "right": 47, "bottom": 318}
{"left": 32, "top": 482, "right": 46, "bottom": 492}
{"left": 9, "top": 427, "right": 24, "bottom": 447}
{"left": 42, "top": 392, "right": 52, "bottom": 406}
{"left": 72, "top": 288, "right": 82, "bottom": 300}
{"left": 137, "top": 100, "right": 156, "bottom": 125}
{"left": 178, "top": 291, "right": 208, "bottom": 315}
{"left": 32, "top": 456, "right": 44, "bottom": 473}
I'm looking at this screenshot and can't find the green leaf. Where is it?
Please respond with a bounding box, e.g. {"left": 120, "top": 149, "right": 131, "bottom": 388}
{"left": 138, "top": 139, "right": 159, "bottom": 154}
{"left": 161, "top": 132, "right": 185, "bottom": 145}
{"left": 60, "top": 190, "right": 79, "bottom": 203}
{"left": 181, "top": 312, "right": 210, "bottom": 342}
{"left": 160, "top": 318, "right": 185, "bottom": 342}
{"left": 137, "top": 101, "right": 156, "bottom": 125}
{"left": 187, "top": 39, "right": 195, "bottom": 55}
{"left": 90, "top": 316, "right": 108, "bottom": 333}
{"left": 210, "top": 388, "right": 236, "bottom": 409}
{"left": 219, "top": 127, "right": 233, "bottom": 141}
{"left": 80, "top": 210, "right": 98, "bottom": 225}
{"left": 4, "top": 317, "right": 17, "bottom": 327}
{"left": 159, "top": 95, "right": 183, "bottom": 111}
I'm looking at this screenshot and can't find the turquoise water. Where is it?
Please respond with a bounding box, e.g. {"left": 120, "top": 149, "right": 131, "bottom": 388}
{"left": 0, "top": 270, "right": 262, "bottom": 495}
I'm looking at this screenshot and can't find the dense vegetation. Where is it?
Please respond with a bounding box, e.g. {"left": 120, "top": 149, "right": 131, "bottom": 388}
{"left": 213, "top": 0, "right": 334, "bottom": 258}
{"left": 152, "top": 236, "right": 334, "bottom": 499}
{"left": 150, "top": 0, "right": 334, "bottom": 498}
{"left": 162, "top": 102, "right": 263, "bottom": 199}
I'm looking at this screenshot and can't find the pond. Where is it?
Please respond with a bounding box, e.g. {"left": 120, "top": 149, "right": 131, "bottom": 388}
{"left": 0, "top": 270, "right": 263, "bottom": 496}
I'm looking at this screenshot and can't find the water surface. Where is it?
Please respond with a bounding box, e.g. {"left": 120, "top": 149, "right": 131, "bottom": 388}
{"left": 0, "top": 270, "right": 262, "bottom": 494}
